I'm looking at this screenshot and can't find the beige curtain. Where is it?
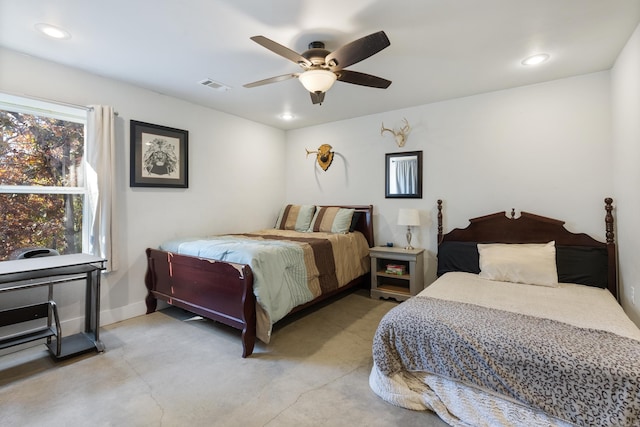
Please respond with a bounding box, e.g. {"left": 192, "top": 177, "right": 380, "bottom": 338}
{"left": 86, "top": 105, "right": 117, "bottom": 272}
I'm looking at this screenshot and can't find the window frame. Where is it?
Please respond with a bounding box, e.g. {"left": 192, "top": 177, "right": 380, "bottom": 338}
{"left": 0, "top": 93, "right": 90, "bottom": 255}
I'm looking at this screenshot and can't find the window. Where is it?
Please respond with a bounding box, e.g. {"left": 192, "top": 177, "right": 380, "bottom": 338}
{"left": 0, "top": 94, "right": 88, "bottom": 261}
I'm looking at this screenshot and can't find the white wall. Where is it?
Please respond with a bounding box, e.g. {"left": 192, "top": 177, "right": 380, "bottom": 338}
{"left": 285, "top": 72, "right": 613, "bottom": 285}
{"left": 1, "top": 37, "right": 633, "bottom": 333}
{"left": 0, "top": 47, "right": 286, "bottom": 332}
{"left": 612, "top": 23, "right": 640, "bottom": 325}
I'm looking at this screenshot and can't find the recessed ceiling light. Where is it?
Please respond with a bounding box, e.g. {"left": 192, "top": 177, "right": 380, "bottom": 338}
{"left": 34, "top": 23, "right": 71, "bottom": 40}
{"left": 521, "top": 53, "right": 550, "bottom": 66}
{"left": 280, "top": 113, "right": 294, "bottom": 120}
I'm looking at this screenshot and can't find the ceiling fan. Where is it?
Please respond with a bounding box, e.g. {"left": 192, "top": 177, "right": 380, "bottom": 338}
{"left": 243, "top": 31, "right": 392, "bottom": 105}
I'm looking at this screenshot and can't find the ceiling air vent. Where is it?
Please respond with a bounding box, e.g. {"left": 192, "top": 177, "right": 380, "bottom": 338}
{"left": 198, "top": 78, "right": 231, "bottom": 92}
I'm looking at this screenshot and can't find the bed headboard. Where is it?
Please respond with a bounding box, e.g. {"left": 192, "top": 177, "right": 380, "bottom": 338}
{"left": 436, "top": 198, "right": 617, "bottom": 300}
{"left": 320, "top": 205, "right": 374, "bottom": 248}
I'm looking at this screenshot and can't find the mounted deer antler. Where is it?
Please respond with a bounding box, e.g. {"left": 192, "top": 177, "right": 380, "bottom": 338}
{"left": 381, "top": 118, "right": 410, "bottom": 147}
{"left": 306, "top": 144, "right": 334, "bottom": 171}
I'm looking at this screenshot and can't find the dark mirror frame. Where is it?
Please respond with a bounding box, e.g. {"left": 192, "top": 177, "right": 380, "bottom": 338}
{"left": 385, "top": 151, "right": 423, "bottom": 199}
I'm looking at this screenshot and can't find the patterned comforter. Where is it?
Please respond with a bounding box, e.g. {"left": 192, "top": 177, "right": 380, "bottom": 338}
{"left": 370, "top": 272, "right": 640, "bottom": 427}
{"left": 160, "top": 229, "right": 370, "bottom": 342}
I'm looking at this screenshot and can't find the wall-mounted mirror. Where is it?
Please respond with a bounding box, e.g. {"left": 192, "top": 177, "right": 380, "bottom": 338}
{"left": 385, "top": 151, "right": 422, "bottom": 198}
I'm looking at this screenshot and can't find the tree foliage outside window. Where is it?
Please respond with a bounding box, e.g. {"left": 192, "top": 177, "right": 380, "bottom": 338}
{"left": 0, "top": 106, "right": 86, "bottom": 261}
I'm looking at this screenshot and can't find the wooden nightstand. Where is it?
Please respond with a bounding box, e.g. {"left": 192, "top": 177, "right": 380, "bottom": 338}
{"left": 370, "top": 246, "right": 424, "bottom": 301}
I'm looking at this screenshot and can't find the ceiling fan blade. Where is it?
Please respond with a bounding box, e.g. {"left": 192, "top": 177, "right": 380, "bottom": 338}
{"left": 337, "top": 70, "right": 391, "bottom": 89}
{"left": 250, "top": 36, "right": 312, "bottom": 67}
{"left": 310, "top": 91, "right": 325, "bottom": 105}
{"left": 325, "top": 31, "right": 390, "bottom": 71}
{"left": 243, "top": 73, "right": 299, "bottom": 88}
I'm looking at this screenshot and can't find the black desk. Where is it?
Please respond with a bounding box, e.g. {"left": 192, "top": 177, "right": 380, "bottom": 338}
{"left": 0, "top": 254, "right": 106, "bottom": 359}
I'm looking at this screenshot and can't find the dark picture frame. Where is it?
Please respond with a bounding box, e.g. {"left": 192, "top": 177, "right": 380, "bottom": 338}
{"left": 385, "top": 151, "right": 422, "bottom": 198}
{"left": 130, "top": 120, "right": 188, "bottom": 188}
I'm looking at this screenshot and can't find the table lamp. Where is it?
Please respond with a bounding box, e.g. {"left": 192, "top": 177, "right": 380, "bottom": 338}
{"left": 397, "top": 208, "right": 420, "bottom": 250}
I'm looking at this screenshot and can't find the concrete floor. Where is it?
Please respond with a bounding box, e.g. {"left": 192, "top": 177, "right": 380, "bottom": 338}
{"left": 0, "top": 289, "right": 448, "bottom": 427}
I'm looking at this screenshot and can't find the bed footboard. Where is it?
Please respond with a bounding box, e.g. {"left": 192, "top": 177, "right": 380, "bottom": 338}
{"left": 145, "top": 248, "right": 256, "bottom": 357}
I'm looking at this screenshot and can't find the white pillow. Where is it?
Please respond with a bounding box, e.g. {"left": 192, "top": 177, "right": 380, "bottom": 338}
{"left": 477, "top": 241, "right": 559, "bottom": 287}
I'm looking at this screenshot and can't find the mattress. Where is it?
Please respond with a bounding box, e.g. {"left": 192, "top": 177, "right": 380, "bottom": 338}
{"left": 370, "top": 272, "right": 640, "bottom": 426}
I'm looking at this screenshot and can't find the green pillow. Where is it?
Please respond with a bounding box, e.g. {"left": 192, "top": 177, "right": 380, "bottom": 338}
{"left": 274, "top": 204, "right": 316, "bottom": 232}
{"left": 309, "top": 207, "right": 355, "bottom": 234}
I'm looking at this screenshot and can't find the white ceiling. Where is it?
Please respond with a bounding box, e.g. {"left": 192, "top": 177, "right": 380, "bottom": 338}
{"left": 1, "top": 0, "right": 639, "bottom": 130}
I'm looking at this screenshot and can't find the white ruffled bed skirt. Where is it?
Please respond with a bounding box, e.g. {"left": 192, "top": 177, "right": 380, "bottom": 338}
{"left": 369, "top": 363, "right": 573, "bottom": 427}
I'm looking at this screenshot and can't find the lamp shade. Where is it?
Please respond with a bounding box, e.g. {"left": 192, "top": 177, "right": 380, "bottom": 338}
{"left": 397, "top": 208, "right": 420, "bottom": 226}
{"left": 298, "top": 69, "right": 337, "bottom": 93}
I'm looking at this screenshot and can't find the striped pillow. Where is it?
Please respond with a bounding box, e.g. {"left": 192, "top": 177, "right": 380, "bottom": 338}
{"left": 274, "top": 204, "right": 316, "bottom": 232}
{"left": 309, "top": 207, "right": 355, "bottom": 234}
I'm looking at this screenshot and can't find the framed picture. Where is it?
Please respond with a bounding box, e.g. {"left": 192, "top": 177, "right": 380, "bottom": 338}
{"left": 130, "top": 120, "right": 188, "bottom": 188}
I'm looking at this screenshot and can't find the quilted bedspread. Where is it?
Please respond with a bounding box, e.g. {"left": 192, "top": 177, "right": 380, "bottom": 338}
{"left": 160, "top": 229, "right": 370, "bottom": 342}
{"left": 373, "top": 296, "right": 640, "bottom": 426}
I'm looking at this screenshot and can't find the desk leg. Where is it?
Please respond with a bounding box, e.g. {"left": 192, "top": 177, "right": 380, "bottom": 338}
{"left": 85, "top": 270, "right": 104, "bottom": 352}
{"left": 47, "top": 283, "right": 53, "bottom": 345}
{"left": 94, "top": 269, "right": 104, "bottom": 351}
{"left": 46, "top": 269, "right": 105, "bottom": 359}
{"left": 85, "top": 271, "right": 92, "bottom": 332}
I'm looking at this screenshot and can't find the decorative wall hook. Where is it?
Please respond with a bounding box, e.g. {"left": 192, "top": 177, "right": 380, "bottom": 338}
{"left": 381, "top": 118, "right": 411, "bottom": 147}
{"left": 305, "top": 144, "right": 334, "bottom": 171}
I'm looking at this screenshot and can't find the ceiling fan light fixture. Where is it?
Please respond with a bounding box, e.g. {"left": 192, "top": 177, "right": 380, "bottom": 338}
{"left": 298, "top": 69, "right": 337, "bottom": 93}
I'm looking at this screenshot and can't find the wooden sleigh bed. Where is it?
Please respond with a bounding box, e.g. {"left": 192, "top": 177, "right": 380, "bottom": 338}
{"left": 145, "top": 204, "right": 374, "bottom": 358}
{"left": 370, "top": 198, "right": 640, "bottom": 427}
